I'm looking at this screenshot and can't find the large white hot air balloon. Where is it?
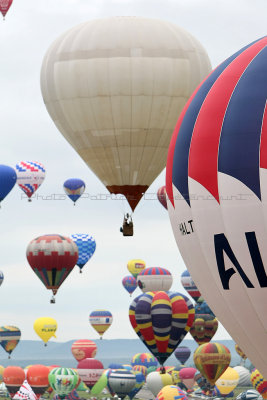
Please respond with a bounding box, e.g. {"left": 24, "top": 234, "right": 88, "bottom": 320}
{"left": 40, "top": 16, "right": 211, "bottom": 213}
{"left": 167, "top": 36, "right": 267, "bottom": 377}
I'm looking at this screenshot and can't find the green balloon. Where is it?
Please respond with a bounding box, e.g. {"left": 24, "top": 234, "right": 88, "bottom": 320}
{"left": 91, "top": 372, "right": 108, "bottom": 395}
{"left": 49, "top": 367, "right": 79, "bottom": 398}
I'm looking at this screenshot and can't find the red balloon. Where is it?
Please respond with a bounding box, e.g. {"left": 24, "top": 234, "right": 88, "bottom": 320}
{"left": 26, "top": 365, "right": 49, "bottom": 399}
{"left": 157, "top": 186, "right": 167, "bottom": 210}
{"left": 26, "top": 234, "right": 78, "bottom": 302}
{"left": 77, "top": 358, "right": 104, "bottom": 388}
{"left": 3, "top": 366, "right": 25, "bottom": 398}
{"left": 71, "top": 339, "right": 97, "bottom": 361}
{"left": 0, "top": 0, "right": 13, "bottom": 19}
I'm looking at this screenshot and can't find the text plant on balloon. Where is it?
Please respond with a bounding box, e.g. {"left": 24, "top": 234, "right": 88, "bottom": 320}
{"left": 40, "top": 16, "right": 211, "bottom": 223}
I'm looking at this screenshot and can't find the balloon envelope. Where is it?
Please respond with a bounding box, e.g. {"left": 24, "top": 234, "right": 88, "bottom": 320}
{"left": 71, "top": 340, "right": 97, "bottom": 361}
{"left": 127, "top": 260, "right": 146, "bottom": 278}
{"left": 71, "top": 234, "right": 96, "bottom": 272}
{"left": 180, "top": 270, "right": 202, "bottom": 303}
{"left": 157, "top": 186, "right": 168, "bottom": 210}
{"left": 108, "top": 369, "right": 136, "bottom": 400}
{"left": 76, "top": 358, "right": 104, "bottom": 388}
{"left": 0, "top": 165, "right": 17, "bottom": 203}
{"left": 190, "top": 314, "right": 218, "bottom": 345}
{"left": 131, "top": 353, "right": 158, "bottom": 369}
{"left": 215, "top": 367, "right": 239, "bottom": 396}
{"left": 33, "top": 317, "right": 57, "bottom": 344}
{"left": 137, "top": 267, "right": 173, "bottom": 292}
{"left": 89, "top": 310, "right": 113, "bottom": 338}
{"left": 49, "top": 368, "right": 79, "bottom": 397}
{"left": 146, "top": 371, "right": 173, "bottom": 397}
{"left": 0, "top": 0, "right": 13, "bottom": 18}
{"left": 122, "top": 276, "right": 137, "bottom": 295}
{"left": 174, "top": 347, "right": 191, "bottom": 365}
{"left": 233, "top": 366, "right": 251, "bottom": 386}
{"left": 26, "top": 365, "right": 49, "bottom": 398}
{"left": 166, "top": 36, "right": 267, "bottom": 378}
{"left": 15, "top": 161, "right": 45, "bottom": 200}
{"left": 64, "top": 179, "right": 85, "bottom": 204}
{"left": 40, "top": 17, "right": 211, "bottom": 211}
{"left": 251, "top": 369, "right": 267, "bottom": 399}
{"left": 155, "top": 385, "right": 188, "bottom": 400}
{"left": 0, "top": 326, "right": 21, "bottom": 356}
{"left": 3, "top": 367, "right": 25, "bottom": 398}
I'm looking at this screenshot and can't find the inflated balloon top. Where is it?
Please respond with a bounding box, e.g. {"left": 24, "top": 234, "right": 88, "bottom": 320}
{"left": 33, "top": 317, "right": 57, "bottom": 346}
{"left": 63, "top": 179, "right": 85, "bottom": 205}
{"left": 174, "top": 346, "right": 191, "bottom": 365}
{"left": 71, "top": 234, "right": 96, "bottom": 273}
{"left": 127, "top": 259, "right": 146, "bottom": 278}
{"left": 71, "top": 339, "right": 97, "bottom": 361}
{"left": 3, "top": 366, "right": 25, "bottom": 398}
{"left": 167, "top": 36, "right": 267, "bottom": 378}
{"left": 15, "top": 161, "right": 45, "bottom": 201}
{"left": 26, "top": 234, "right": 78, "bottom": 303}
{"left": 190, "top": 314, "right": 218, "bottom": 345}
{"left": 137, "top": 267, "right": 173, "bottom": 292}
{"left": 155, "top": 385, "right": 188, "bottom": 400}
{"left": 131, "top": 353, "right": 158, "bottom": 369}
{"left": 129, "top": 291, "right": 194, "bottom": 365}
{"left": 49, "top": 368, "right": 79, "bottom": 397}
{"left": 41, "top": 17, "right": 211, "bottom": 212}
{"left": 89, "top": 310, "right": 113, "bottom": 339}
{"left": 108, "top": 369, "right": 136, "bottom": 400}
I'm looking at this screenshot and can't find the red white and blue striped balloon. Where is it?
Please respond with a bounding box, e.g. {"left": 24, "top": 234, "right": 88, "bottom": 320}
{"left": 15, "top": 161, "right": 45, "bottom": 200}
{"left": 167, "top": 36, "right": 267, "bottom": 377}
{"left": 129, "top": 291, "right": 194, "bottom": 365}
{"left": 137, "top": 267, "right": 173, "bottom": 293}
{"left": 122, "top": 276, "right": 137, "bottom": 296}
{"left": 89, "top": 310, "right": 113, "bottom": 338}
{"left": 181, "top": 270, "right": 202, "bottom": 303}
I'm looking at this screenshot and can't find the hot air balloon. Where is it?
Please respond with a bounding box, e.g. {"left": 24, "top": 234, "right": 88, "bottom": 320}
{"left": 166, "top": 36, "right": 267, "bottom": 378}
{"left": 136, "top": 267, "right": 173, "bottom": 292}
{"left": 89, "top": 310, "right": 113, "bottom": 339}
{"left": 15, "top": 162, "right": 45, "bottom": 201}
{"left": 49, "top": 368, "right": 79, "bottom": 398}
{"left": 129, "top": 291, "right": 194, "bottom": 365}
{"left": 233, "top": 366, "right": 251, "bottom": 387}
{"left": 40, "top": 16, "right": 211, "bottom": 218}
{"left": 33, "top": 317, "right": 57, "bottom": 346}
{"left": 156, "top": 385, "right": 188, "bottom": 400}
{"left": 146, "top": 371, "right": 173, "bottom": 397}
{"left": 128, "top": 370, "right": 145, "bottom": 400}
{"left": 26, "top": 365, "right": 49, "bottom": 399}
{"left": 0, "top": 366, "right": 4, "bottom": 383}
{"left": 235, "top": 344, "right": 247, "bottom": 360}
{"left": 63, "top": 179, "right": 85, "bottom": 205}
{"left": 251, "top": 369, "right": 267, "bottom": 399}
{"left": 195, "top": 301, "right": 215, "bottom": 317}
{"left": 70, "top": 234, "right": 96, "bottom": 273}
{"left": 13, "top": 380, "right": 37, "bottom": 400}
{"left": 0, "top": 326, "right": 21, "bottom": 358}
{"left": 174, "top": 347, "right": 191, "bottom": 365}
{"left": 0, "top": 271, "right": 4, "bottom": 287}
{"left": 194, "top": 371, "right": 212, "bottom": 395}
{"left": 0, "top": 165, "right": 17, "bottom": 205}
{"left": 0, "top": 0, "right": 13, "bottom": 19}
{"left": 215, "top": 367, "right": 239, "bottom": 397}
{"left": 71, "top": 339, "right": 97, "bottom": 361}
{"left": 26, "top": 234, "right": 78, "bottom": 303}
{"left": 90, "top": 370, "right": 109, "bottom": 396}
{"left": 237, "top": 390, "right": 263, "bottom": 400}
{"left": 3, "top": 367, "right": 25, "bottom": 398}
{"left": 122, "top": 276, "right": 137, "bottom": 296}
{"left": 193, "top": 343, "right": 231, "bottom": 386}
{"left": 132, "top": 365, "right": 147, "bottom": 377}
{"left": 190, "top": 314, "right": 218, "bottom": 345}
{"left": 127, "top": 260, "right": 146, "bottom": 278}
{"left": 179, "top": 368, "right": 197, "bottom": 391}
{"left": 108, "top": 370, "right": 136, "bottom": 400}
{"left": 131, "top": 353, "right": 158, "bottom": 370}
{"left": 157, "top": 186, "right": 167, "bottom": 210}
{"left": 180, "top": 270, "right": 202, "bottom": 303}
{"left": 77, "top": 359, "right": 104, "bottom": 389}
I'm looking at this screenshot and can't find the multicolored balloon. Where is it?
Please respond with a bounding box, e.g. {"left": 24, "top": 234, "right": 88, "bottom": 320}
{"left": 77, "top": 358, "right": 104, "bottom": 389}
{"left": 0, "top": 165, "right": 17, "bottom": 205}
{"left": 215, "top": 367, "right": 239, "bottom": 396}
{"left": 0, "top": 326, "right": 21, "bottom": 358}
{"left": 26, "top": 234, "right": 78, "bottom": 303}
{"left": 155, "top": 385, "right": 188, "bottom": 400}
{"left": 146, "top": 371, "right": 173, "bottom": 397}
{"left": 71, "top": 234, "right": 96, "bottom": 273}
{"left": 26, "top": 365, "right": 50, "bottom": 399}
{"left": 174, "top": 347, "right": 191, "bottom": 365}
{"left": 132, "top": 365, "right": 147, "bottom": 377}
{"left": 137, "top": 267, "right": 173, "bottom": 293}
{"left": 237, "top": 389, "right": 263, "bottom": 400}
{"left": 179, "top": 367, "right": 197, "bottom": 390}
{"left": 157, "top": 186, "right": 167, "bottom": 210}
{"left": 190, "top": 314, "right": 218, "bottom": 345}
{"left": 128, "top": 370, "right": 145, "bottom": 400}
{"left": 0, "top": 0, "right": 13, "bottom": 19}
{"left": 71, "top": 339, "right": 97, "bottom": 361}
{"left": 195, "top": 301, "right": 215, "bottom": 317}
{"left": 64, "top": 179, "right": 85, "bottom": 205}
{"left": 131, "top": 353, "right": 158, "bottom": 370}
{"left": 235, "top": 344, "right": 247, "bottom": 360}
{"left": 89, "top": 310, "right": 113, "bottom": 339}
{"left": 33, "top": 317, "right": 57, "bottom": 346}
{"left": 49, "top": 368, "right": 79, "bottom": 398}
{"left": 3, "top": 366, "right": 25, "bottom": 398}
{"left": 122, "top": 276, "right": 137, "bottom": 296}
{"left": 127, "top": 259, "right": 146, "bottom": 278}
{"left": 166, "top": 36, "right": 267, "bottom": 378}
{"left": 15, "top": 161, "right": 45, "bottom": 201}
{"left": 251, "top": 369, "right": 267, "bottom": 399}
{"left": 108, "top": 369, "right": 136, "bottom": 400}
{"left": 193, "top": 342, "right": 231, "bottom": 385}
{"left": 180, "top": 270, "right": 202, "bottom": 303}
{"left": 129, "top": 291, "right": 194, "bottom": 365}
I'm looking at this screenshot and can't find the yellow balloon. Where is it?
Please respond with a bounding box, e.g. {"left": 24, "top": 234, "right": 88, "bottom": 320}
{"left": 33, "top": 317, "right": 57, "bottom": 345}
{"left": 0, "top": 366, "right": 4, "bottom": 383}
{"left": 216, "top": 367, "right": 239, "bottom": 395}
{"left": 127, "top": 259, "right": 146, "bottom": 278}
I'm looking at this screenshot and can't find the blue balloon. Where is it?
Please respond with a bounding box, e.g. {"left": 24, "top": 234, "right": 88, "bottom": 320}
{"left": 71, "top": 234, "right": 96, "bottom": 272}
{"left": 195, "top": 300, "right": 215, "bottom": 317}
{"left": 0, "top": 271, "right": 4, "bottom": 287}
{"left": 63, "top": 178, "right": 85, "bottom": 204}
{"left": 0, "top": 165, "right": 17, "bottom": 203}
{"left": 128, "top": 371, "right": 145, "bottom": 400}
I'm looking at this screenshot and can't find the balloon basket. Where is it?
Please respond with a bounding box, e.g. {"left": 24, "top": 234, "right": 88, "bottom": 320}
{"left": 28, "top": 198, "right": 32, "bottom": 202}
{"left": 44, "top": 343, "right": 47, "bottom": 347}
{"left": 79, "top": 269, "right": 82, "bottom": 274}
{"left": 50, "top": 296, "right": 56, "bottom": 304}
{"left": 8, "top": 355, "right": 10, "bottom": 359}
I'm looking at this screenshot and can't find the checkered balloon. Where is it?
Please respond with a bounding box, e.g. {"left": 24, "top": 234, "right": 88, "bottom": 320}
{"left": 71, "top": 234, "right": 96, "bottom": 272}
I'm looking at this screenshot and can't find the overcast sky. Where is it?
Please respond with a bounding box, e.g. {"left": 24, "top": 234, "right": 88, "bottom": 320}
{"left": 0, "top": 0, "right": 266, "bottom": 356}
